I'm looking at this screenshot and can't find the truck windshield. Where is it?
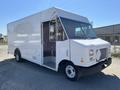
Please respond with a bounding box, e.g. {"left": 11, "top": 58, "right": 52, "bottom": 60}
{"left": 60, "top": 17, "right": 97, "bottom": 39}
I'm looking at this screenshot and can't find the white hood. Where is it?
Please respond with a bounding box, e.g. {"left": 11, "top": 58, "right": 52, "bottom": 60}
{"left": 72, "top": 38, "right": 110, "bottom": 46}
{"left": 70, "top": 38, "right": 111, "bottom": 67}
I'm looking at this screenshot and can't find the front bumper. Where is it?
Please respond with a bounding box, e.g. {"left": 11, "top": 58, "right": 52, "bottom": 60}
{"left": 77, "top": 58, "right": 112, "bottom": 77}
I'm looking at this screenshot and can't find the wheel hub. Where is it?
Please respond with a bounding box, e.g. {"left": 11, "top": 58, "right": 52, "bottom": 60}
{"left": 66, "top": 65, "right": 76, "bottom": 78}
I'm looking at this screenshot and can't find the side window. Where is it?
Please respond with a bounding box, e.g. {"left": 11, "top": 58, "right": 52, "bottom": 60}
{"left": 56, "top": 19, "right": 67, "bottom": 41}
{"left": 49, "top": 19, "right": 67, "bottom": 41}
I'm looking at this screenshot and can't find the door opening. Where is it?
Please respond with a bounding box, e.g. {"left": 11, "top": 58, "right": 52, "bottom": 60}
{"left": 42, "top": 20, "right": 56, "bottom": 69}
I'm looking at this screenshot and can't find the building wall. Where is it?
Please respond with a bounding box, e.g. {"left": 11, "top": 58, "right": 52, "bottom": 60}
{"left": 94, "top": 24, "right": 120, "bottom": 45}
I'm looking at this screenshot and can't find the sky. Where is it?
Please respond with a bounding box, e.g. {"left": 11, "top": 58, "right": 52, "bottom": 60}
{"left": 0, "top": 0, "right": 120, "bottom": 35}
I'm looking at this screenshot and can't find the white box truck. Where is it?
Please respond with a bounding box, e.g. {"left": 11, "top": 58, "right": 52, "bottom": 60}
{"left": 7, "top": 7, "right": 112, "bottom": 81}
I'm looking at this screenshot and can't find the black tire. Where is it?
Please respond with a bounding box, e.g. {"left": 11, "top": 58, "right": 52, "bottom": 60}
{"left": 14, "top": 50, "right": 22, "bottom": 62}
{"left": 65, "top": 63, "right": 79, "bottom": 81}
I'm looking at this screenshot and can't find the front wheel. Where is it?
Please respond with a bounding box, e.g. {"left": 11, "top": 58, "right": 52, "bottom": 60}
{"left": 65, "top": 63, "right": 79, "bottom": 81}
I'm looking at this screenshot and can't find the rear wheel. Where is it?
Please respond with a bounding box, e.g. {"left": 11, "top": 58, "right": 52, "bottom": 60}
{"left": 14, "top": 50, "right": 22, "bottom": 62}
{"left": 65, "top": 63, "right": 79, "bottom": 81}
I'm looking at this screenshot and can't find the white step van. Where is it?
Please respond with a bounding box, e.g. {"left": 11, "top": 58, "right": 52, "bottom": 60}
{"left": 7, "top": 7, "right": 112, "bottom": 81}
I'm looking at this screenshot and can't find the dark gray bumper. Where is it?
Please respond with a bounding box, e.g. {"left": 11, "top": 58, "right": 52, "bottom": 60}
{"left": 77, "top": 58, "right": 112, "bottom": 77}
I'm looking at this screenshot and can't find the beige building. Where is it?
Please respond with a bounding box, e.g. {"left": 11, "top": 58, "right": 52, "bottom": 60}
{"left": 95, "top": 24, "right": 120, "bottom": 45}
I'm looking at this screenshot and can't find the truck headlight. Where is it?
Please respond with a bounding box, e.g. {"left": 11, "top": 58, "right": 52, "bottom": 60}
{"left": 89, "top": 49, "right": 94, "bottom": 56}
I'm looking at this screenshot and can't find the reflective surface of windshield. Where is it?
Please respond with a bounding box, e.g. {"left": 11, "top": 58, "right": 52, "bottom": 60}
{"left": 60, "top": 17, "right": 97, "bottom": 39}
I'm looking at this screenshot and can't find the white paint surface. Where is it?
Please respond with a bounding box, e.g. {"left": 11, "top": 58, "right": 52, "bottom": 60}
{"left": 7, "top": 7, "right": 111, "bottom": 72}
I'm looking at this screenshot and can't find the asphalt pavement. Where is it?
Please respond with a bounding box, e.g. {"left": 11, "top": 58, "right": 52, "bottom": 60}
{"left": 0, "top": 58, "right": 119, "bottom": 90}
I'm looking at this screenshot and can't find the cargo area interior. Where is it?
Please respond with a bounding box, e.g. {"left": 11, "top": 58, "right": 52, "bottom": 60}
{"left": 43, "top": 21, "right": 56, "bottom": 69}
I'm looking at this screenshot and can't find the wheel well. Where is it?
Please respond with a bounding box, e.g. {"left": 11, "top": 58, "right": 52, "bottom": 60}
{"left": 58, "top": 60, "right": 74, "bottom": 72}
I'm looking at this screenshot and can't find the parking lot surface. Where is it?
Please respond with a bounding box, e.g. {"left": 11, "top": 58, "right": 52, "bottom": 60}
{"left": 0, "top": 45, "right": 120, "bottom": 90}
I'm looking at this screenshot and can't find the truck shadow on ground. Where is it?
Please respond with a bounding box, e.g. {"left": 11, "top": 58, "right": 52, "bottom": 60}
{"left": 0, "top": 58, "right": 119, "bottom": 90}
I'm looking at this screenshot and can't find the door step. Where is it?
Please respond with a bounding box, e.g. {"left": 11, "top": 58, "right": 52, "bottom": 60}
{"left": 43, "top": 56, "right": 56, "bottom": 69}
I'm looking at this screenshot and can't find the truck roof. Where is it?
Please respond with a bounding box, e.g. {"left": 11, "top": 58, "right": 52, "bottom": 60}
{"left": 8, "top": 7, "right": 89, "bottom": 25}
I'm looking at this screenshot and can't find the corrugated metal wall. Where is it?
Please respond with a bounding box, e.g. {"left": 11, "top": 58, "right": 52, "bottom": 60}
{"left": 94, "top": 24, "right": 120, "bottom": 45}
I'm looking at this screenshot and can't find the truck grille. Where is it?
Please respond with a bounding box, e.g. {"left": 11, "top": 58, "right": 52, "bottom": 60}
{"left": 100, "top": 48, "right": 107, "bottom": 60}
